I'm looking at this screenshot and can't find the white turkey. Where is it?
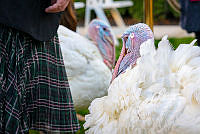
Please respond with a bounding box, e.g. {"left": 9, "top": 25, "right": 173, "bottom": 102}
{"left": 84, "top": 23, "right": 200, "bottom": 134}
{"left": 57, "top": 19, "right": 115, "bottom": 110}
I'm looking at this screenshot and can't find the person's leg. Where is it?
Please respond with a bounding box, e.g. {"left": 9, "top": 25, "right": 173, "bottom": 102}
{"left": 195, "top": 32, "right": 200, "bottom": 46}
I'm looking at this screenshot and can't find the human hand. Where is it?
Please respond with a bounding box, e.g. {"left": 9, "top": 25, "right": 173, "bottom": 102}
{"left": 45, "top": 0, "right": 70, "bottom": 13}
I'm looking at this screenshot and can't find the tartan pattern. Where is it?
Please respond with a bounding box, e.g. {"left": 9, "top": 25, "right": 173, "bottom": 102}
{"left": 0, "top": 24, "right": 80, "bottom": 133}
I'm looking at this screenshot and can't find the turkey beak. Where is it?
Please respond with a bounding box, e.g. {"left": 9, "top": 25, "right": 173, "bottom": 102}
{"left": 104, "top": 35, "right": 114, "bottom": 46}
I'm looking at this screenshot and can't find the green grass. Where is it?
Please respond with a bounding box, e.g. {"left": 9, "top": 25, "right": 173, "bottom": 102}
{"left": 29, "top": 130, "right": 40, "bottom": 134}
{"left": 75, "top": 109, "right": 89, "bottom": 134}
{"left": 30, "top": 37, "right": 195, "bottom": 134}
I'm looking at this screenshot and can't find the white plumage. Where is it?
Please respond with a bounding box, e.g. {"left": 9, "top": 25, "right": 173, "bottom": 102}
{"left": 57, "top": 25, "right": 112, "bottom": 110}
{"left": 84, "top": 36, "right": 200, "bottom": 134}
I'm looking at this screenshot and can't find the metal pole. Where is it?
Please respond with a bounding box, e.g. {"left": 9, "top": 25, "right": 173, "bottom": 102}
{"left": 144, "top": 0, "right": 154, "bottom": 31}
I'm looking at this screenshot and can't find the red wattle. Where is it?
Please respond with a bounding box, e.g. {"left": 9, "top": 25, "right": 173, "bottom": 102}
{"left": 111, "top": 40, "right": 126, "bottom": 81}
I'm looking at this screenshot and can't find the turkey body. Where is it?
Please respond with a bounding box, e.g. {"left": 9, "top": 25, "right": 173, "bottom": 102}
{"left": 57, "top": 25, "right": 112, "bottom": 110}
{"left": 84, "top": 36, "right": 200, "bottom": 134}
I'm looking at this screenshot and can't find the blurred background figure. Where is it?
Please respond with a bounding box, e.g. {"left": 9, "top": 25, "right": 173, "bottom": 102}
{"left": 60, "top": 0, "right": 78, "bottom": 32}
{"left": 180, "top": 0, "right": 200, "bottom": 46}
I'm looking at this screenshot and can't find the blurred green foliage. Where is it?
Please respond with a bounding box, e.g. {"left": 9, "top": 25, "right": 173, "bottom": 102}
{"left": 74, "top": 0, "right": 180, "bottom": 24}
{"left": 29, "top": 130, "right": 40, "bottom": 134}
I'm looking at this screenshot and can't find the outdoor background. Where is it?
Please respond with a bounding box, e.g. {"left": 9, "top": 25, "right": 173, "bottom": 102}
{"left": 75, "top": 0, "right": 180, "bottom": 26}
{"left": 74, "top": 1, "right": 195, "bottom": 134}
{"left": 30, "top": 0, "right": 196, "bottom": 134}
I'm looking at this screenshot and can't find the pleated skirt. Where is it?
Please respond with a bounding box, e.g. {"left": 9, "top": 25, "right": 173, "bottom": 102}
{"left": 0, "top": 24, "right": 80, "bottom": 133}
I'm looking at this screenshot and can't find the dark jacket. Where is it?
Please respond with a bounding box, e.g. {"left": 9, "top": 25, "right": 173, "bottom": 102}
{"left": 0, "top": 0, "right": 61, "bottom": 41}
{"left": 180, "top": 0, "right": 200, "bottom": 33}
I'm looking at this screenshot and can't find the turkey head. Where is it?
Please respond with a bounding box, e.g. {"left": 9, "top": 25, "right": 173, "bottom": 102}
{"left": 112, "top": 23, "right": 154, "bottom": 81}
{"left": 88, "top": 19, "right": 115, "bottom": 70}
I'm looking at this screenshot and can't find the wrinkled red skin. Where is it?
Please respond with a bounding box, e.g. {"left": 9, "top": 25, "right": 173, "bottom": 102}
{"left": 112, "top": 40, "right": 126, "bottom": 81}
{"left": 111, "top": 35, "right": 140, "bottom": 82}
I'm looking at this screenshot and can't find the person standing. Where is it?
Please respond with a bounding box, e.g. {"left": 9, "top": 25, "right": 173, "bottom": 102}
{"left": 180, "top": 0, "right": 200, "bottom": 46}
{"left": 0, "top": 0, "right": 80, "bottom": 133}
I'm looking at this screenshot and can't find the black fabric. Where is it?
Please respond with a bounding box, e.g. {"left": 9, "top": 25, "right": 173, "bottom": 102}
{"left": 0, "top": 0, "right": 61, "bottom": 41}
{"left": 180, "top": 0, "right": 200, "bottom": 33}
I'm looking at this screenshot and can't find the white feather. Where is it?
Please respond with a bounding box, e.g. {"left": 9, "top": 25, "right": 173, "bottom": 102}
{"left": 57, "top": 25, "right": 112, "bottom": 110}
{"left": 84, "top": 36, "right": 200, "bottom": 134}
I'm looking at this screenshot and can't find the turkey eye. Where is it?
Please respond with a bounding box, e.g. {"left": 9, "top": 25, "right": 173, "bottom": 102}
{"left": 103, "top": 28, "right": 107, "bottom": 31}
{"left": 124, "top": 37, "right": 128, "bottom": 42}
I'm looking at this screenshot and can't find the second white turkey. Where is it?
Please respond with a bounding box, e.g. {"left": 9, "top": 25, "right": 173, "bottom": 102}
{"left": 57, "top": 19, "right": 115, "bottom": 110}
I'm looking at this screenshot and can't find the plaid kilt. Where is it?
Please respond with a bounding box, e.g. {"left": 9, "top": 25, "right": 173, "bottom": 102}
{"left": 0, "top": 24, "right": 80, "bottom": 133}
